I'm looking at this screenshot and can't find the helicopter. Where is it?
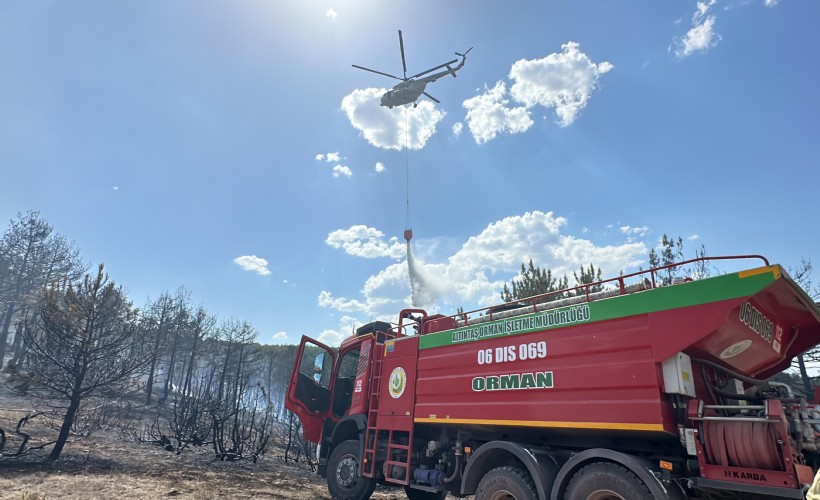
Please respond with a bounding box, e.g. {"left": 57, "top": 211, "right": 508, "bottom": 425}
{"left": 353, "top": 30, "right": 472, "bottom": 108}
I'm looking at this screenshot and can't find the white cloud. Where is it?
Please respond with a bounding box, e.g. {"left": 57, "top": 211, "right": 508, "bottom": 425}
{"left": 460, "top": 42, "right": 611, "bottom": 142}
{"left": 463, "top": 81, "right": 533, "bottom": 144}
{"left": 317, "top": 316, "right": 359, "bottom": 346}
{"left": 341, "top": 88, "right": 445, "bottom": 150}
{"left": 325, "top": 8, "right": 338, "bottom": 21}
{"left": 271, "top": 331, "right": 288, "bottom": 344}
{"left": 452, "top": 122, "right": 464, "bottom": 137}
{"left": 764, "top": 0, "right": 778, "bottom": 6}
{"left": 319, "top": 263, "right": 413, "bottom": 321}
{"left": 688, "top": 234, "right": 700, "bottom": 241}
{"left": 508, "top": 42, "right": 613, "bottom": 127}
{"left": 315, "top": 152, "right": 351, "bottom": 177}
{"left": 112, "top": 186, "right": 119, "bottom": 191}
{"left": 316, "top": 152, "right": 341, "bottom": 163}
{"left": 233, "top": 255, "right": 271, "bottom": 276}
{"left": 674, "top": 1, "right": 722, "bottom": 58}
{"left": 620, "top": 225, "right": 650, "bottom": 241}
{"left": 326, "top": 225, "right": 405, "bottom": 259}
{"left": 676, "top": 17, "right": 720, "bottom": 57}
{"left": 375, "top": 162, "right": 386, "bottom": 173}
{"left": 319, "top": 211, "right": 648, "bottom": 322}
{"left": 318, "top": 291, "right": 366, "bottom": 313}
{"left": 695, "top": 0, "right": 714, "bottom": 19}
{"left": 444, "top": 212, "right": 645, "bottom": 298}
{"left": 332, "top": 165, "right": 352, "bottom": 178}
{"left": 317, "top": 329, "right": 345, "bottom": 346}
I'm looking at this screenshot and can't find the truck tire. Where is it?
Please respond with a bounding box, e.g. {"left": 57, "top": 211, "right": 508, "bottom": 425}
{"left": 404, "top": 486, "right": 447, "bottom": 500}
{"left": 564, "top": 462, "right": 653, "bottom": 500}
{"left": 476, "top": 465, "right": 537, "bottom": 500}
{"left": 327, "top": 439, "right": 376, "bottom": 500}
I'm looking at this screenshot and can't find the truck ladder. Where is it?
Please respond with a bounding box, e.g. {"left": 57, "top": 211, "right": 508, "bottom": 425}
{"left": 362, "top": 352, "right": 382, "bottom": 478}
{"left": 361, "top": 345, "right": 415, "bottom": 485}
{"left": 382, "top": 428, "right": 413, "bottom": 485}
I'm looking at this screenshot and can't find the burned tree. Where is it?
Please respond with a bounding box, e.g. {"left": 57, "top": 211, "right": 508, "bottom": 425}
{"left": 790, "top": 258, "right": 820, "bottom": 396}
{"left": 0, "top": 211, "right": 84, "bottom": 366}
{"left": 209, "top": 319, "right": 268, "bottom": 461}
{"left": 24, "top": 264, "right": 147, "bottom": 461}
{"left": 141, "top": 291, "right": 176, "bottom": 405}
{"left": 161, "top": 288, "right": 193, "bottom": 404}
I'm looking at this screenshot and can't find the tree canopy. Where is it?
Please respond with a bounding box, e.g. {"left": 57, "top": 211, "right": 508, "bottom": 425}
{"left": 500, "top": 260, "right": 604, "bottom": 303}
{"left": 26, "top": 264, "right": 146, "bottom": 461}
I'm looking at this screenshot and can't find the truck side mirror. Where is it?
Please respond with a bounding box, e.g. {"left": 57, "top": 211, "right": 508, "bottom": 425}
{"left": 314, "top": 353, "right": 325, "bottom": 383}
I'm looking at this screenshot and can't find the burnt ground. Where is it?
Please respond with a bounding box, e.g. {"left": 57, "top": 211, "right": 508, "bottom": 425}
{"left": 0, "top": 371, "right": 413, "bottom": 500}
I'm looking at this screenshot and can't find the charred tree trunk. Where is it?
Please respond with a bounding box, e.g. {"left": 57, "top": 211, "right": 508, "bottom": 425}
{"left": 10, "top": 319, "right": 25, "bottom": 367}
{"left": 163, "top": 332, "right": 179, "bottom": 402}
{"left": 217, "top": 340, "right": 233, "bottom": 401}
{"left": 145, "top": 357, "right": 158, "bottom": 405}
{"left": 183, "top": 330, "right": 199, "bottom": 397}
{"left": 48, "top": 393, "right": 82, "bottom": 462}
{"left": 798, "top": 354, "right": 814, "bottom": 398}
{"left": 0, "top": 301, "right": 17, "bottom": 364}
{"left": 48, "top": 352, "right": 88, "bottom": 463}
{"left": 145, "top": 313, "right": 170, "bottom": 405}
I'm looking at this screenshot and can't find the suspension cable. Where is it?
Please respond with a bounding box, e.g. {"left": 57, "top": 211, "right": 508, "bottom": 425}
{"left": 404, "top": 107, "right": 411, "bottom": 233}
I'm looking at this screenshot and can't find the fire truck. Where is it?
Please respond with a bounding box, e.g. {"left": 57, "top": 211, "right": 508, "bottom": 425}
{"left": 285, "top": 256, "right": 820, "bottom": 500}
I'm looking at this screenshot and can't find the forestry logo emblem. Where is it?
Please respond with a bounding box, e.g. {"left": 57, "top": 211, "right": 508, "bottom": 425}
{"left": 388, "top": 367, "right": 407, "bottom": 399}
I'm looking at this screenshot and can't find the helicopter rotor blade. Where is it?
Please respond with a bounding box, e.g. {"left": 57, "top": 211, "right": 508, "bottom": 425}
{"left": 352, "top": 65, "right": 404, "bottom": 81}
{"left": 409, "top": 59, "right": 459, "bottom": 80}
{"left": 398, "top": 30, "right": 407, "bottom": 79}
{"left": 422, "top": 92, "right": 440, "bottom": 103}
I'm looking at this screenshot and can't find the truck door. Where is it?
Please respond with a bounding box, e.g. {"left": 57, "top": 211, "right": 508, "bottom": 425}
{"left": 286, "top": 335, "right": 336, "bottom": 443}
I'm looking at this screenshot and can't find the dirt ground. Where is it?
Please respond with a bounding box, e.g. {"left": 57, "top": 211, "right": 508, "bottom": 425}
{"left": 0, "top": 372, "right": 410, "bottom": 500}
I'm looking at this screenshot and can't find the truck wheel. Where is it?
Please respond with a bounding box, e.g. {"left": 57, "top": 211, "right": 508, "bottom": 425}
{"left": 327, "top": 440, "right": 376, "bottom": 500}
{"left": 476, "top": 466, "right": 537, "bottom": 500}
{"left": 404, "top": 486, "right": 447, "bottom": 500}
{"left": 564, "top": 462, "right": 653, "bottom": 500}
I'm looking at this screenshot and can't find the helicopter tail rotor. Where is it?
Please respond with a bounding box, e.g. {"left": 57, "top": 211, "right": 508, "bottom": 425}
{"left": 455, "top": 47, "right": 473, "bottom": 58}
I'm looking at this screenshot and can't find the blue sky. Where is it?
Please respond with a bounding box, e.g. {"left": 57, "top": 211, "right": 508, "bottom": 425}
{"left": 2, "top": 1, "right": 817, "bottom": 346}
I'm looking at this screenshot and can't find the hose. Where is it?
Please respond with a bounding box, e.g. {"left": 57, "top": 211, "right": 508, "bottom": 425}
{"left": 444, "top": 433, "right": 463, "bottom": 484}
{"left": 443, "top": 452, "right": 462, "bottom": 483}
{"left": 692, "top": 358, "right": 770, "bottom": 387}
